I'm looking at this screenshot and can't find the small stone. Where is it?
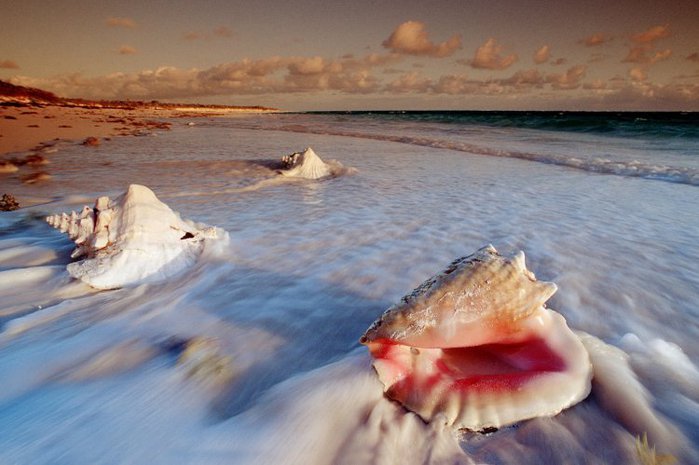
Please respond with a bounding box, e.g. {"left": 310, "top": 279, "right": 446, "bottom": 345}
{"left": 82, "top": 136, "right": 100, "bottom": 146}
{"left": 0, "top": 193, "right": 20, "bottom": 211}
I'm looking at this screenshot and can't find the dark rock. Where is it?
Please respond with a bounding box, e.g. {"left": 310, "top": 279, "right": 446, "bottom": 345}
{"left": 0, "top": 193, "right": 20, "bottom": 211}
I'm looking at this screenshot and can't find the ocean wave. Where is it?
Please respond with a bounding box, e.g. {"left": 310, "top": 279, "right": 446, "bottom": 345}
{"left": 256, "top": 123, "right": 699, "bottom": 186}
{"left": 316, "top": 111, "right": 699, "bottom": 139}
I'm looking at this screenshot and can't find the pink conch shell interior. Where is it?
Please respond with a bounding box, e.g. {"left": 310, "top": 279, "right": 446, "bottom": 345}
{"left": 361, "top": 245, "right": 592, "bottom": 431}
{"left": 46, "top": 184, "right": 220, "bottom": 290}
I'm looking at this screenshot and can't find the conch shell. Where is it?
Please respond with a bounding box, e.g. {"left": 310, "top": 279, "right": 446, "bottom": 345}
{"left": 278, "top": 147, "right": 332, "bottom": 179}
{"left": 46, "top": 184, "right": 219, "bottom": 290}
{"left": 361, "top": 245, "right": 592, "bottom": 431}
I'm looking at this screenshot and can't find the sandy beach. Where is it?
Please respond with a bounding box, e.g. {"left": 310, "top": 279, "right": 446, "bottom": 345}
{"left": 0, "top": 103, "right": 276, "bottom": 156}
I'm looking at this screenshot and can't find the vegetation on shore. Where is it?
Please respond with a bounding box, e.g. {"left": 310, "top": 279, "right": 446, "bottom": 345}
{"left": 0, "top": 80, "right": 277, "bottom": 112}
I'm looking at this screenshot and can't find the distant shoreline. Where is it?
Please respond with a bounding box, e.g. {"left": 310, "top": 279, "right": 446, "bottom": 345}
{"left": 0, "top": 102, "right": 278, "bottom": 158}
{"left": 0, "top": 79, "right": 279, "bottom": 157}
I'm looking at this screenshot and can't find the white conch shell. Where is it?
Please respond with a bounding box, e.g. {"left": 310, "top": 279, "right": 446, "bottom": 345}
{"left": 46, "top": 184, "right": 221, "bottom": 290}
{"left": 278, "top": 147, "right": 332, "bottom": 179}
{"left": 361, "top": 245, "right": 592, "bottom": 431}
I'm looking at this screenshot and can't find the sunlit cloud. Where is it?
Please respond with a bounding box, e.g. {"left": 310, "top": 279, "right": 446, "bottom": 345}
{"left": 214, "top": 26, "right": 234, "bottom": 38}
{"left": 579, "top": 33, "right": 612, "bottom": 47}
{"left": 385, "top": 71, "right": 432, "bottom": 93}
{"left": 623, "top": 24, "right": 672, "bottom": 65}
{"left": 183, "top": 26, "right": 234, "bottom": 41}
{"left": 552, "top": 58, "right": 567, "bottom": 66}
{"left": 533, "top": 45, "right": 550, "bottom": 64}
{"left": 501, "top": 69, "right": 545, "bottom": 88}
{"left": 382, "top": 21, "right": 461, "bottom": 58}
{"left": 623, "top": 47, "right": 672, "bottom": 64}
{"left": 583, "top": 79, "right": 607, "bottom": 90}
{"left": 546, "top": 65, "right": 586, "bottom": 90}
{"left": 0, "top": 59, "right": 19, "bottom": 69}
{"left": 629, "top": 67, "right": 647, "bottom": 82}
{"left": 106, "top": 17, "right": 137, "bottom": 29}
{"left": 687, "top": 52, "right": 699, "bottom": 63}
{"left": 9, "top": 47, "right": 697, "bottom": 110}
{"left": 183, "top": 32, "right": 204, "bottom": 41}
{"left": 117, "top": 45, "right": 138, "bottom": 55}
{"left": 631, "top": 24, "right": 670, "bottom": 44}
{"left": 470, "top": 38, "right": 517, "bottom": 70}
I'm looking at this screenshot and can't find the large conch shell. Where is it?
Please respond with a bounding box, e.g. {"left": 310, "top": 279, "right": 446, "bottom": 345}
{"left": 46, "top": 184, "right": 219, "bottom": 290}
{"left": 278, "top": 147, "right": 332, "bottom": 179}
{"left": 361, "top": 245, "right": 592, "bottom": 431}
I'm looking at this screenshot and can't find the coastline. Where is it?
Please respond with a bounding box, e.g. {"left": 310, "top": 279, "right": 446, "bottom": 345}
{"left": 0, "top": 102, "right": 277, "bottom": 157}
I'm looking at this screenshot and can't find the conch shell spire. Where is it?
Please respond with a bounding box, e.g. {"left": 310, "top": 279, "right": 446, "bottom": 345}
{"left": 46, "top": 184, "right": 222, "bottom": 289}
{"left": 361, "top": 245, "right": 558, "bottom": 349}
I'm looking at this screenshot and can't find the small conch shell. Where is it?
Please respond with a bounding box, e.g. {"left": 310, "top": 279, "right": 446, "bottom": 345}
{"left": 278, "top": 147, "right": 332, "bottom": 179}
{"left": 361, "top": 245, "right": 592, "bottom": 431}
{"left": 46, "top": 184, "right": 222, "bottom": 290}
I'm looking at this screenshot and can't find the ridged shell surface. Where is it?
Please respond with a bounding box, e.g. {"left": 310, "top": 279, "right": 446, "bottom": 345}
{"left": 361, "top": 245, "right": 592, "bottom": 431}
{"left": 46, "top": 184, "right": 221, "bottom": 289}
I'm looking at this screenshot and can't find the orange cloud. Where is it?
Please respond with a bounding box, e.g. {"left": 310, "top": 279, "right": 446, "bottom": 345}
{"left": 117, "top": 45, "right": 138, "bottom": 55}
{"left": 385, "top": 72, "right": 432, "bottom": 93}
{"left": 631, "top": 24, "right": 670, "bottom": 44}
{"left": 183, "top": 26, "right": 234, "bottom": 41}
{"left": 623, "top": 25, "right": 672, "bottom": 65}
{"left": 106, "top": 17, "right": 137, "bottom": 29}
{"left": 580, "top": 33, "right": 612, "bottom": 47}
{"left": 214, "top": 26, "right": 234, "bottom": 38}
{"left": 382, "top": 21, "right": 461, "bottom": 58}
{"left": 0, "top": 59, "right": 19, "bottom": 69}
{"left": 687, "top": 52, "right": 699, "bottom": 63}
{"left": 583, "top": 79, "right": 607, "bottom": 90}
{"left": 546, "top": 65, "right": 587, "bottom": 90}
{"left": 533, "top": 45, "right": 550, "bottom": 64}
{"left": 470, "top": 38, "right": 517, "bottom": 70}
{"left": 623, "top": 47, "right": 672, "bottom": 64}
{"left": 183, "top": 32, "right": 204, "bottom": 41}
{"left": 629, "top": 67, "right": 647, "bottom": 82}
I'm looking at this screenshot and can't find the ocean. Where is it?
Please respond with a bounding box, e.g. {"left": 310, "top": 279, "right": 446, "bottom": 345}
{"left": 1, "top": 111, "right": 698, "bottom": 464}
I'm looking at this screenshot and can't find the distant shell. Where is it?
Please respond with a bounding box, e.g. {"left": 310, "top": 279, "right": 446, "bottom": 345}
{"left": 361, "top": 245, "right": 592, "bottom": 431}
{"left": 46, "top": 184, "right": 222, "bottom": 289}
{"left": 278, "top": 147, "right": 332, "bottom": 179}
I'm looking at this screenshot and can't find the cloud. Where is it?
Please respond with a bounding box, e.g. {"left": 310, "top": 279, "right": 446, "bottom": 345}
{"left": 580, "top": 33, "right": 612, "bottom": 47}
{"left": 623, "top": 24, "right": 672, "bottom": 65}
{"left": 552, "top": 58, "right": 567, "bottom": 66}
{"left": 629, "top": 67, "right": 647, "bottom": 82}
{"left": 184, "top": 26, "right": 235, "bottom": 41}
{"left": 0, "top": 59, "right": 19, "bottom": 69}
{"left": 385, "top": 72, "right": 432, "bottom": 93}
{"left": 10, "top": 52, "right": 401, "bottom": 100}
{"left": 106, "top": 17, "right": 137, "bottom": 29}
{"left": 183, "top": 32, "right": 204, "bottom": 41}
{"left": 623, "top": 46, "right": 672, "bottom": 64}
{"left": 687, "top": 52, "right": 699, "bottom": 63}
{"left": 214, "top": 26, "right": 234, "bottom": 38}
{"left": 117, "top": 45, "right": 138, "bottom": 55}
{"left": 631, "top": 24, "right": 670, "bottom": 44}
{"left": 382, "top": 21, "right": 461, "bottom": 58}
{"left": 533, "top": 45, "right": 550, "bottom": 64}
{"left": 583, "top": 79, "right": 607, "bottom": 90}
{"left": 470, "top": 38, "right": 517, "bottom": 70}
{"left": 546, "top": 65, "right": 587, "bottom": 90}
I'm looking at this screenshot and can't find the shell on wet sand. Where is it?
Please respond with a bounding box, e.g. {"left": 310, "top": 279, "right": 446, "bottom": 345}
{"left": 361, "top": 245, "right": 592, "bottom": 431}
{"left": 46, "top": 184, "right": 221, "bottom": 290}
{"left": 278, "top": 147, "right": 332, "bottom": 179}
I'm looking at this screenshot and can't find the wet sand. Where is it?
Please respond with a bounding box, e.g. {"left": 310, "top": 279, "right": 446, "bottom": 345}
{"left": 0, "top": 104, "right": 276, "bottom": 156}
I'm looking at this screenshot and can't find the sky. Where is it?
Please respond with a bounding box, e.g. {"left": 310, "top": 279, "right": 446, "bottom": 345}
{"left": 1, "top": 0, "right": 698, "bottom": 111}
